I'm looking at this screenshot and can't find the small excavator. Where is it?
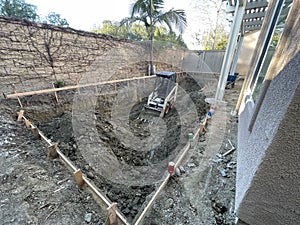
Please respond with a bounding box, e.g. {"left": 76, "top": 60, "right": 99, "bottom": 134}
{"left": 144, "top": 71, "right": 178, "bottom": 118}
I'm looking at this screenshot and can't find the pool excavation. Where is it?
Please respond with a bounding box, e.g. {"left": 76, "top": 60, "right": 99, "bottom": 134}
{"left": 1, "top": 72, "right": 238, "bottom": 225}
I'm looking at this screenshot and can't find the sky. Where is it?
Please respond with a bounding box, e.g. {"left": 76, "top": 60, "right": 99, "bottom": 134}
{"left": 25, "top": 0, "right": 218, "bottom": 49}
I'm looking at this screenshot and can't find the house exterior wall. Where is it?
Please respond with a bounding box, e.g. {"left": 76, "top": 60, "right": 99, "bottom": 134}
{"left": 236, "top": 52, "right": 300, "bottom": 224}
{"left": 235, "top": 2, "right": 300, "bottom": 224}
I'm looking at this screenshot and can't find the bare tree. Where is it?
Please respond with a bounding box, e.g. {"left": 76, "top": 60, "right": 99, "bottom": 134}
{"left": 192, "top": 0, "right": 229, "bottom": 49}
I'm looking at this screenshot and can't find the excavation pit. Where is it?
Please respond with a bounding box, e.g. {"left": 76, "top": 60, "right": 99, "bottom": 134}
{"left": 3, "top": 75, "right": 207, "bottom": 223}
{"left": 1, "top": 74, "right": 239, "bottom": 225}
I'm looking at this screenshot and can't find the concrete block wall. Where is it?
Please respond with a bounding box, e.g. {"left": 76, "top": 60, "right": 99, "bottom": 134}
{"left": 0, "top": 17, "right": 225, "bottom": 97}
{"left": 0, "top": 17, "right": 133, "bottom": 93}
{"left": 0, "top": 17, "right": 185, "bottom": 94}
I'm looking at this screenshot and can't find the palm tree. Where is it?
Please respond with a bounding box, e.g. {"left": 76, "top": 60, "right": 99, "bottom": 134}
{"left": 121, "top": 0, "right": 187, "bottom": 75}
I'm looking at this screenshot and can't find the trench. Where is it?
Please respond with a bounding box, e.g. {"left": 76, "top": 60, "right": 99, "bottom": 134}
{"left": 16, "top": 74, "right": 209, "bottom": 223}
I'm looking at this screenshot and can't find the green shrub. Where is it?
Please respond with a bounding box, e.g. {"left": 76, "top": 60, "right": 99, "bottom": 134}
{"left": 54, "top": 80, "right": 65, "bottom": 88}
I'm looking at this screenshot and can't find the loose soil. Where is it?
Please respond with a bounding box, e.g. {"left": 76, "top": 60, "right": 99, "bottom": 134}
{"left": 0, "top": 75, "right": 240, "bottom": 225}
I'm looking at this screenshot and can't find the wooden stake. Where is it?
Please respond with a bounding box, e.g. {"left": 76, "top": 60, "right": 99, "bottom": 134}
{"left": 32, "top": 127, "right": 40, "bottom": 139}
{"left": 17, "top": 110, "right": 24, "bottom": 122}
{"left": 48, "top": 143, "right": 58, "bottom": 158}
{"left": 105, "top": 203, "right": 118, "bottom": 225}
{"left": 25, "top": 119, "right": 31, "bottom": 128}
{"left": 52, "top": 83, "right": 59, "bottom": 103}
{"left": 19, "top": 114, "right": 130, "bottom": 225}
{"left": 12, "top": 84, "right": 23, "bottom": 108}
{"left": 134, "top": 173, "right": 171, "bottom": 225}
{"left": 83, "top": 178, "right": 130, "bottom": 225}
{"left": 74, "top": 169, "right": 85, "bottom": 186}
{"left": 199, "top": 123, "right": 206, "bottom": 135}
{"left": 17, "top": 97, "right": 23, "bottom": 109}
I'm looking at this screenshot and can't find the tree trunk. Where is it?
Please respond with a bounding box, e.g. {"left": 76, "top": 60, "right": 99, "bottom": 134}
{"left": 149, "top": 33, "right": 154, "bottom": 75}
{"left": 148, "top": 0, "right": 155, "bottom": 75}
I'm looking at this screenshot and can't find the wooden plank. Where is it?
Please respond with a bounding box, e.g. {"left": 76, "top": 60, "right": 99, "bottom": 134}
{"left": 83, "top": 177, "right": 130, "bottom": 225}
{"left": 18, "top": 114, "right": 130, "bottom": 225}
{"left": 138, "top": 118, "right": 206, "bottom": 224}
{"left": 16, "top": 107, "right": 207, "bottom": 225}
{"left": 5, "top": 75, "right": 156, "bottom": 99}
{"left": 134, "top": 173, "right": 171, "bottom": 225}
{"left": 135, "top": 125, "right": 202, "bottom": 225}
{"left": 56, "top": 148, "right": 78, "bottom": 171}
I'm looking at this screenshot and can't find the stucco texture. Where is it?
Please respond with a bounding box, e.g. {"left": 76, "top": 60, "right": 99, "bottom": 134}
{"left": 235, "top": 2, "right": 300, "bottom": 223}
{"left": 237, "top": 52, "right": 300, "bottom": 225}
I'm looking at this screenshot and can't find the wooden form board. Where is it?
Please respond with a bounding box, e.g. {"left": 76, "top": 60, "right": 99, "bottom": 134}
{"left": 134, "top": 119, "right": 207, "bottom": 224}
{"left": 14, "top": 95, "right": 209, "bottom": 224}
{"left": 4, "top": 71, "right": 213, "bottom": 99}
{"left": 5, "top": 75, "right": 156, "bottom": 99}
{"left": 18, "top": 110, "right": 130, "bottom": 225}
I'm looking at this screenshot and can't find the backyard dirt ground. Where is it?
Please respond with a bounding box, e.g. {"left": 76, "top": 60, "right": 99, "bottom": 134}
{"left": 0, "top": 76, "right": 241, "bottom": 225}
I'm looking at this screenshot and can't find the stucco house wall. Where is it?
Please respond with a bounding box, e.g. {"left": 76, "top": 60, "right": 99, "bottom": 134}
{"left": 235, "top": 3, "right": 300, "bottom": 224}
